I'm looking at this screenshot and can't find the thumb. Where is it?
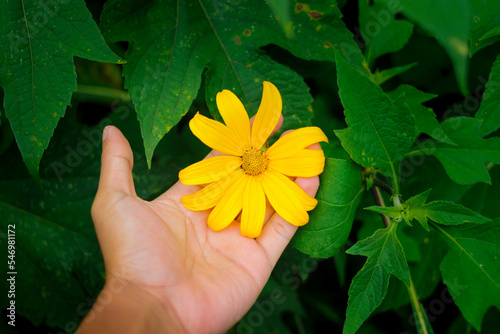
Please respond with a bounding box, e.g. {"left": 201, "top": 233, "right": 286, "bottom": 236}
{"left": 95, "top": 125, "right": 136, "bottom": 200}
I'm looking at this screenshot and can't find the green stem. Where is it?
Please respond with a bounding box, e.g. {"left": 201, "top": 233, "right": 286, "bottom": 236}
{"left": 76, "top": 84, "right": 131, "bottom": 102}
{"left": 370, "top": 186, "right": 391, "bottom": 227}
{"left": 294, "top": 314, "right": 306, "bottom": 334}
{"left": 371, "top": 187, "right": 429, "bottom": 334}
{"left": 391, "top": 163, "right": 400, "bottom": 196}
{"left": 408, "top": 276, "right": 429, "bottom": 334}
{"left": 373, "top": 178, "right": 393, "bottom": 195}
{"left": 393, "top": 194, "right": 401, "bottom": 208}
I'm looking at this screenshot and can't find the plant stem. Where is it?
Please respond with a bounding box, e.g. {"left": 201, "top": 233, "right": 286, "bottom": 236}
{"left": 373, "top": 178, "right": 393, "bottom": 195}
{"left": 294, "top": 313, "right": 306, "bottom": 334}
{"left": 391, "top": 163, "right": 400, "bottom": 196}
{"left": 393, "top": 194, "right": 402, "bottom": 208}
{"left": 408, "top": 276, "right": 429, "bottom": 334}
{"left": 76, "top": 84, "right": 131, "bottom": 102}
{"left": 371, "top": 187, "right": 429, "bottom": 334}
{"left": 370, "top": 186, "right": 390, "bottom": 227}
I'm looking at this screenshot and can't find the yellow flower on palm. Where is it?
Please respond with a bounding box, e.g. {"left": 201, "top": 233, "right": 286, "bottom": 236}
{"left": 179, "top": 81, "right": 328, "bottom": 238}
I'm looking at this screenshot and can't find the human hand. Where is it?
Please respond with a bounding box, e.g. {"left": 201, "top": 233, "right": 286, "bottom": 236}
{"left": 78, "top": 124, "right": 320, "bottom": 334}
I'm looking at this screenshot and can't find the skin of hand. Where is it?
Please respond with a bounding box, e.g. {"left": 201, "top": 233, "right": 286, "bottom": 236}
{"left": 77, "top": 121, "right": 320, "bottom": 334}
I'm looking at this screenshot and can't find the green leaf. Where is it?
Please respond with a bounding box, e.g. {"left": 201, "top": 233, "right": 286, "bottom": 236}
{"left": 334, "top": 50, "right": 416, "bottom": 192}
{"left": 408, "top": 117, "right": 500, "bottom": 185}
{"left": 371, "top": 62, "right": 417, "bottom": 85}
{"left": 475, "top": 54, "right": 500, "bottom": 137}
{"left": 100, "top": 0, "right": 364, "bottom": 165}
{"left": 378, "top": 226, "right": 445, "bottom": 313}
{"left": 266, "top": 0, "right": 294, "bottom": 39}
{"left": 479, "top": 24, "right": 500, "bottom": 41}
{"left": 358, "top": 0, "right": 414, "bottom": 67}
{"left": 458, "top": 165, "right": 500, "bottom": 220}
{"left": 0, "top": 0, "right": 122, "bottom": 179}
{"left": 344, "top": 223, "right": 410, "bottom": 334}
{"left": 202, "top": 0, "right": 367, "bottom": 131}
{"left": 100, "top": 0, "right": 214, "bottom": 166}
{"left": 386, "top": 84, "right": 453, "bottom": 144}
{"left": 0, "top": 180, "right": 103, "bottom": 328}
{"left": 235, "top": 275, "right": 303, "bottom": 334}
{"left": 401, "top": 189, "right": 490, "bottom": 230}
{"left": 469, "top": 0, "right": 500, "bottom": 56}
{"left": 434, "top": 221, "right": 500, "bottom": 331}
{"left": 364, "top": 205, "right": 403, "bottom": 221}
{"left": 293, "top": 158, "right": 363, "bottom": 258}
{"left": 383, "top": 0, "right": 470, "bottom": 95}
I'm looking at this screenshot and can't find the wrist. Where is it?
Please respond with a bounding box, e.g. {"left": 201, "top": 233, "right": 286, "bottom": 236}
{"left": 77, "top": 276, "right": 186, "bottom": 333}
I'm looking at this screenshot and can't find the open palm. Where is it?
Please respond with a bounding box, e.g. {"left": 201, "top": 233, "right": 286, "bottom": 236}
{"left": 87, "top": 125, "right": 319, "bottom": 334}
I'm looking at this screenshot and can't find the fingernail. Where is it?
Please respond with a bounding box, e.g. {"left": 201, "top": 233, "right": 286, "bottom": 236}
{"left": 102, "top": 126, "right": 109, "bottom": 142}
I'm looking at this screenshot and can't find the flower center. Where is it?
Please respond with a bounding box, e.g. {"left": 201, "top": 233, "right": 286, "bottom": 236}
{"left": 242, "top": 149, "right": 268, "bottom": 176}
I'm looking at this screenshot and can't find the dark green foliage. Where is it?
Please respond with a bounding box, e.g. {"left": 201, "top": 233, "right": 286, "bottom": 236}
{"left": 1, "top": 0, "right": 500, "bottom": 333}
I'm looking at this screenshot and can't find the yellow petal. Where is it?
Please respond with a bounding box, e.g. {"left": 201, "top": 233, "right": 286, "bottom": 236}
{"left": 251, "top": 81, "right": 282, "bottom": 149}
{"left": 241, "top": 175, "right": 266, "bottom": 238}
{"left": 291, "top": 182, "right": 318, "bottom": 212}
{"left": 190, "top": 112, "right": 244, "bottom": 156}
{"left": 261, "top": 170, "right": 312, "bottom": 226}
{"left": 181, "top": 170, "right": 244, "bottom": 211}
{"left": 216, "top": 90, "right": 251, "bottom": 151}
{"left": 268, "top": 148, "right": 325, "bottom": 178}
{"left": 264, "top": 169, "right": 318, "bottom": 211}
{"left": 266, "top": 127, "right": 328, "bottom": 160}
{"left": 179, "top": 155, "right": 241, "bottom": 185}
{"left": 208, "top": 173, "right": 248, "bottom": 231}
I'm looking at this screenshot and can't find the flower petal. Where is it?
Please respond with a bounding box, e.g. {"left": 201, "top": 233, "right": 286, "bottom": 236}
{"left": 291, "top": 182, "right": 318, "bottom": 211}
{"left": 267, "top": 127, "right": 328, "bottom": 159}
{"left": 190, "top": 112, "right": 244, "bottom": 156}
{"left": 251, "top": 81, "right": 282, "bottom": 149}
{"left": 217, "top": 90, "right": 251, "bottom": 151}
{"left": 268, "top": 148, "right": 325, "bottom": 178}
{"left": 208, "top": 173, "right": 248, "bottom": 231}
{"left": 265, "top": 170, "right": 318, "bottom": 211}
{"left": 179, "top": 155, "right": 241, "bottom": 185}
{"left": 181, "top": 170, "right": 244, "bottom": 211}
{"left": 241, "top": 175, "right": 266, "bottom": 238}
{"left": 261, "top": 170, "right": 311, "bottom": 226}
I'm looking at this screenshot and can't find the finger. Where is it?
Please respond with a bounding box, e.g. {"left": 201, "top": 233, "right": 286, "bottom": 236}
{"left": 256, "top": 175, "right": 320, "bottom": 268}
{"left": 94, "top": 126, "right": 136, "bottom": 199}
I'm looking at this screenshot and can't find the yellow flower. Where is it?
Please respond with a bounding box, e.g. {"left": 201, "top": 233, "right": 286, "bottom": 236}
{"left": 179, "top": 81, "right": 328, "bottom": 238}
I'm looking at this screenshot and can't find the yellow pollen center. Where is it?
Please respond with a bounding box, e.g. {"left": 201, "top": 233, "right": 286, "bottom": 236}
{"left": 242, "top": 149, "right": 268, "bottom": 176}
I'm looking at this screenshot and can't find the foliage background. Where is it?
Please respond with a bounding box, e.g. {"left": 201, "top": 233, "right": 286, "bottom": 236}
{"left": 1, "top": 0, "right": 500, "bottom": 333}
